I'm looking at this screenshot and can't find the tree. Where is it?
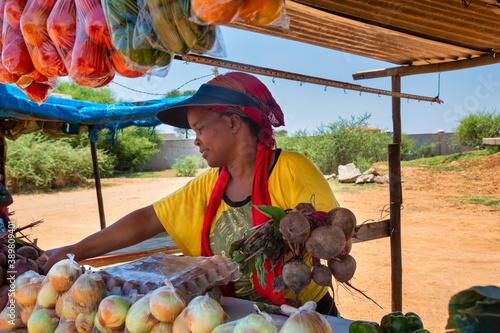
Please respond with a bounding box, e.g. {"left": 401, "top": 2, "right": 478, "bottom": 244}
{"left": 452, "top": 109, "right": 500, "bottom": 148}
{"left": 53, "top": 81, "right": 118, "bottom": 104}
{"left": 165, "top": 89, "right": 197, "bottom": 139}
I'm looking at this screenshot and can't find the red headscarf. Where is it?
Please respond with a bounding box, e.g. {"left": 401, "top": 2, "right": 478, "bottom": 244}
{"left": 199, "top": 72, "right": 288, "bottom": 305}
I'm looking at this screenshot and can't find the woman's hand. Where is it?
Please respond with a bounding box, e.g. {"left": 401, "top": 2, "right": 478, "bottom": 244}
{"left": 38, "top": 244, "right": 77, "bottom": 274}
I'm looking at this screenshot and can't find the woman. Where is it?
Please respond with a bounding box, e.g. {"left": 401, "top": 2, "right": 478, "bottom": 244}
{"left": 40, "top": 72, "right": 340, "bottom": 315}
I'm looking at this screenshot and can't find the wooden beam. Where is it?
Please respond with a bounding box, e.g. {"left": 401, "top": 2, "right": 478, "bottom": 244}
{"left": 90, "top": 141, "right": 106, "bottom": 230}
{"left": 352, "top": 220, "right": 390, "bottom": 243}
{"left": 353, "top": 53, "right": 500, "bottom": 80}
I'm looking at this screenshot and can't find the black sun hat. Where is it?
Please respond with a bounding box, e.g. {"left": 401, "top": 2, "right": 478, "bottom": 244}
{"left": 156, "top": 84, "right": 260, "bottom": 129}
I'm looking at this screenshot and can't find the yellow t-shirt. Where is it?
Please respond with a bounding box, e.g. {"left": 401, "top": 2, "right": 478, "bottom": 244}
{"left": 153, "top": 150, "right": 339, "bottom": 304}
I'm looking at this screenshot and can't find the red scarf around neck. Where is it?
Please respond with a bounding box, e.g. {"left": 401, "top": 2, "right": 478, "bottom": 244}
{"left": 200, "top": 142, "right": 289, "bottom": 306}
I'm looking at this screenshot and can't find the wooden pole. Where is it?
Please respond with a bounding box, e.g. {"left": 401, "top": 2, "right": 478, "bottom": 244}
{"left": 90, "top": 141, "right": 106, "bottom": 230}
{"left": 389, "top": 75, "right": 403, "bottom": 311}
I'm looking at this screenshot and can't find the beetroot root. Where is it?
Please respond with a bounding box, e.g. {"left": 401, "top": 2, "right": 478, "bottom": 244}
{"left": 279, "top": 212, "right": 311, "bottom": 244}
{"left": 282, "top": 259, "right": 312, "bottom": 295}
{"left": 291, "top": 202, "right": 316, "bottom": 213}
{"left": 326, "top": 207, "right": 357, "bottom": 239}
{"left": 328, "top": 254, "right": 357, "bottom": 283}
{"left": 305, "top": 225, "right": 346, "bottom": 260}
{"left": 16, "top": 246, "right": 39, "bottom": 260}
{"left": 311, "top": 264, "right": 333, "bottom": 288}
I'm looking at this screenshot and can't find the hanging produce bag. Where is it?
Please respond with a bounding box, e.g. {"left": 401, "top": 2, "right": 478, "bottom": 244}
{"left": 68, "top": 0, "right": 115, "bottom": 87}
{"left": 0, "top": 0, "right": 21, "bottom": 83}
{"left": 101, "top": 0, "right": 173, "bottom": 78}
{"left": 190, "top": 0, "right": 289, "bottom": 28}
{"left": 1, "top": 0, "right": 36, "bottom": 76}
{"left": 20, "top": 0, "right": 67, "bottom": 78}
{"left": 144, "top": 0, "right": 224, "bottom": 56}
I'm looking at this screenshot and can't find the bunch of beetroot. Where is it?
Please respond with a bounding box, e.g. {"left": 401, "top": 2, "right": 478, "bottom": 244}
{"left": 0, "top": 220, "right": 45, "bottom": 311}
{"left": 230, "top": 203, "right": 357, "bottom": 307}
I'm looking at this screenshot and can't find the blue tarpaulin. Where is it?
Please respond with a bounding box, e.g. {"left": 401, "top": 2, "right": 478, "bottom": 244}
{"left": 0, "top": 83, "right": 189, "bottom": 140}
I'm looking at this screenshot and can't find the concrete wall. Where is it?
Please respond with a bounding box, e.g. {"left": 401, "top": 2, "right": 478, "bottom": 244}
{"left": 142, "top": 139, "right": 201, "bottom": 170}
{"left": 406, "top": 132, "right": 473, "bottom": 156}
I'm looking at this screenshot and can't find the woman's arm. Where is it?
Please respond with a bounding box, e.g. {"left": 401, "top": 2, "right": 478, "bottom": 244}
{"left": 40, "top": 205, "right": 165, "bottom": 273}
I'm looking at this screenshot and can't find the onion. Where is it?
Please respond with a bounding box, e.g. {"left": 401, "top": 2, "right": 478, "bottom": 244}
{"left": 172, "top": 308, "right": 190, "bottom": 333}
{"left": 183, "top": 294, "right": 228, "bottom": 333}
{"left": 279, "top": 301, "right": 331, "bottom": 333}
{"left": 55, "top": 320, "right": 79, "bottom": 333}
{"left": 62, "top": 295, "right": 91, "bottom": 320}
{"left": 151, "top": 321, "right": 173, "bottom": 333}
{"left": 97, "top": 295, "right": 130, "bottom": 329}
{"left": 149, "top": 279, "right": 185, "bottom": 322}
{"left": 38, "top": 279, "right": 60, "bottom": 308}
{"left": 75, "top": 310, "right": 96, "bottom": 333}
{"left": 125, "top": 295, "right": 159, "bottom": 333}
{"left": 20, "top": 304, "right": 36, "bottom": 325}
{"left": 56, "top": 291, "right": 68, "bottom": 318}
{"left": 71, "top": 273, "right": 107, "bottom": 310}
{"left": 48, "top": 256, "right": 82, "bottom": 291}
{"left": 27, "top": 308, "right": 59, "bottom": 333}
{"left": 233, "top": 305, "right": 277, "bottom": 333}
{"left": 212, "top": 320, "right": 239, "bottom": 333}
{"left": 14, "top": 270, "right": 43, "bottom": 307}
{"left": 0, "top": 301, "right": 22, "bottom": 331}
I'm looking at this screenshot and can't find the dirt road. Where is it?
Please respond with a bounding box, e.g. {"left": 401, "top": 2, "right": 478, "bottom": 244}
{"left": 9, "top": 154, "right": 500, "bottom": 332}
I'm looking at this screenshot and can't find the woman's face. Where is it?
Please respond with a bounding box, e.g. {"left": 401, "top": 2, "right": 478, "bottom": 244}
{"left": 187, "top": 106, "right": 235, "bottom": 167}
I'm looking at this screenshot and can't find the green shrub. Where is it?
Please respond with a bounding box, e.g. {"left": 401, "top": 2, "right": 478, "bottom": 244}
{"left": 277, "top": 114, "right": 390, "bottom": 174}
{"left": 96, "top": 127, "right": 163, "bottom": 171}
{"left": 172, "top": 155, "right": 201, "bottom": 177}
{"left": 6, "top": 133, "right": 115, "bottom": 192}
{"left": 452, "top": 109, "right": 500, "bottom": 149}
{"left": 400, "top": 134, "right": 416, "bottom": 160}
{"left": 413, "top": 142, "right": 437, "bottom": 159}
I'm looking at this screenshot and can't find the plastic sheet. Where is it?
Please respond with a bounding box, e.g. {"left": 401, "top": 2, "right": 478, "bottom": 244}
{"left": 190, "top": 0, "right": 289, "bottom": 29}
{"left": 100, "top": 253, "right": 241, "bottom": 303}
{"left": 0, "top": 1, "right": 22, "bottom": 84}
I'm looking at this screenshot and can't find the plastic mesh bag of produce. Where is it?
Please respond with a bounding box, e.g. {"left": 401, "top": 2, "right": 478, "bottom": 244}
{"left": 58, "top": 271, "right": 107, "bottom": 332}
{"left": 143, "top": 0, "right": 225, "bottom": 56}
{"left": 14, "top": 74, "right": 59, "bottom": 104}
{"left": 99, "top": 253, "right": 241, "bottom": 303}
{"left": 20, "top": 0, "right": 68, "bottom": 78}
{"left": 101, "top": 0, "right": 173, "bottom": 78}
{"left": 46, "top": 0, "right": 75, "bottom": 69}
{"left": 190, "top": 0, "right": 289, "bottom": 28}
{"left": 1, "top": 0, "right": 36, "bottom": 77}
{"left": 0, "top": 2, "right": 22, "bottom": 84}
{"left": 67, "top": 0, "right": 115, "bottom": 87}
{"left": 279, "top": 301, "right": 332, "bottom": 333}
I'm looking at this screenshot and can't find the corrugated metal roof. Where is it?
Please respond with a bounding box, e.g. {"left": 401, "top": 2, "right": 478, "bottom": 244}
{"left": 229, "top": 0, "right": 500, "bottom": 73}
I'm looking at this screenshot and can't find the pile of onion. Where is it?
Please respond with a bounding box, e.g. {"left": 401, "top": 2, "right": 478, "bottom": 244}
{"left": 13, "top": 270, "right": 44, "bottom": 325}
{"left": 233, "top": 304, "right": 277, "bottom": 333}
{"left": 173, "top": 294, "right": 228, "bottom": 333}
{"left": 279, "top": 301, "right": 331, "bottom": 333}
{"left": 47, "top": 255, "right": 82, "bottom": 292}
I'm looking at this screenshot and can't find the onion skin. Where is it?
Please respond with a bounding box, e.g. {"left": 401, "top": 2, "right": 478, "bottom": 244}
{"left": 125, "top": 295, "right": 158, "bottom": 333}
{"left": 14, "top": 270, "right": 43, "bottom": 307}
{"left": 48, "top": 258, "right": 82, "bottom": 292}
{"left": 27, "top": 308, "right": 59, "bottom": 333}
{"left": 20, "top": 304, "right": 35, "bottom": 325}
{"left": 0, "top": 302, "right": 22, "bottom": 331}
{"left": 280, "top": 301, "right": 332, "bottom": 333}
{"left": 71, "top": 273, "right": 107, "bottom": 310}
{"left": 151, "top": 321, "right": 173, "bottom": 333}
{"left": 233, "top": 313, "right": 277, "bottom": 333}
{"left": 212, "top": 321, "right": 239, "bottom": 333}
{"left": 37, "top": 279, "right": 60, "bottom": 308}
{"left": 97, "top": 295, "right": 130, "bottom": 329}
{"left": 184, "top": 295, "right": 228, "bottom": 333}
{"left": 55, "top": 320, "right": 79, "bottom": 333}
{"left": 75, "top": 311, "right": 96, "bottom": 333}
{"left": 172, "top": 308, "right": 191, "bottom": 333}
{"left": 149, "top": 286, "right": 185, "bottom": 322}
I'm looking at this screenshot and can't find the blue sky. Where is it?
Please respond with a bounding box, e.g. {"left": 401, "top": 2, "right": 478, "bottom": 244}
{"left": 110, "top": 26, "right": 500, "bottom": 135}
